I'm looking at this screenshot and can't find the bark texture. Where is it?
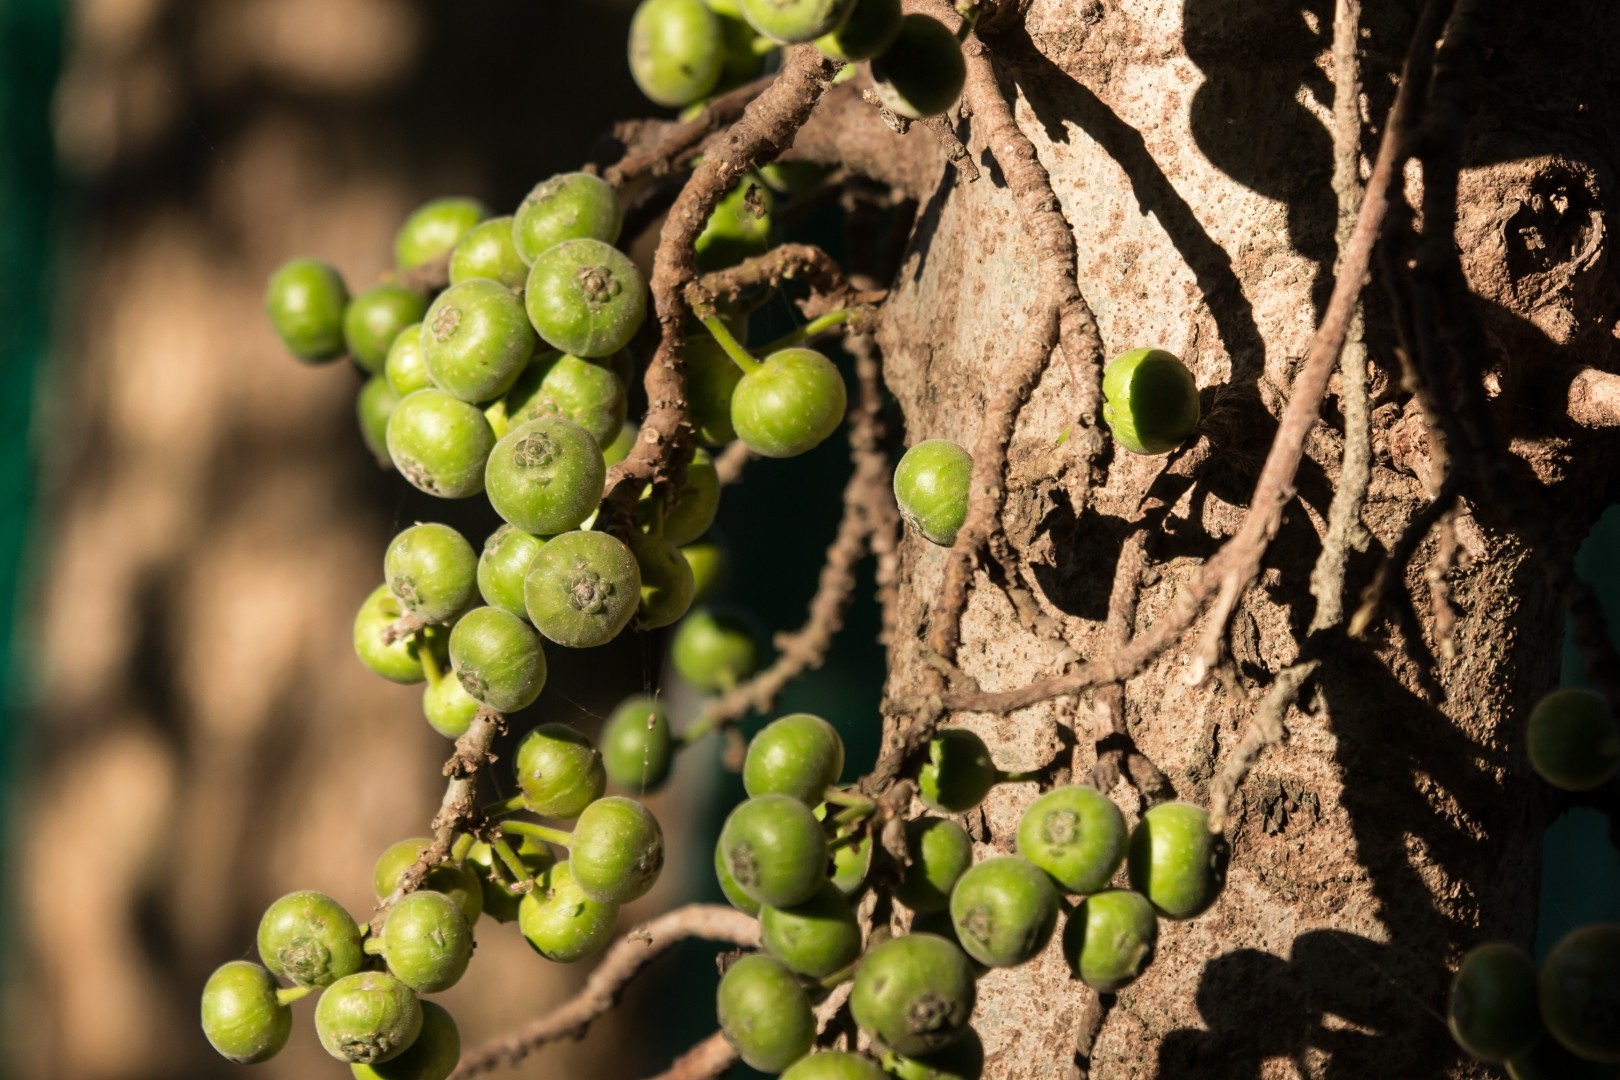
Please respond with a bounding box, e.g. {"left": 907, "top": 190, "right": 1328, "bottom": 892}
{"left": 873, "top": 1, "right": 1618, "bottom": 1075}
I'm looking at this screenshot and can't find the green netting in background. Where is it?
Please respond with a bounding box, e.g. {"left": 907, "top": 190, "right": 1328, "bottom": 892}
{"left": 0, "top": 0, "right": 63, "bottom": 1010}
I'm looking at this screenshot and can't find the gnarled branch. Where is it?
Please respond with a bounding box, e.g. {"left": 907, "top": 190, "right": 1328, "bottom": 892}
{"left": 451, "top": 905, "right": 758, "bottom": 1078}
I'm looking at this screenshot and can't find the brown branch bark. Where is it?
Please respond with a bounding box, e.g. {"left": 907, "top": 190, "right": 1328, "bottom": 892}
{"left": 603, "top": 47, "right": 842, "bottom": 529}
{"left": 1307, "top": 0, "right": 1373, "bottom": 633}
{"left": 602, "top": 76, "right": 774, "bottom": 187}
{"left": 644, "top": 1031, "right": 736, "bottom": 1080}
{"left": 780, "top": 82, "right": 947, "bottom": 198}
{"left": 713, "top": 439, "right": 753, "bottom": 487}
{"left": 849, "top": 334, "right": 903, "bottom": 648}
{"left": 450, "top": 905, "right": 758, "bottom": 1078}
{"left": 370, "top": 706, "right": 504, "bottom": 934}
{"left": 692, "top": 243, "right": 886, "bottom": 325}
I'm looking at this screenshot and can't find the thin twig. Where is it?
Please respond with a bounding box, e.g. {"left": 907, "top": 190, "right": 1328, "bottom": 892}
{"left": 1091, "top": 531, "right": 1173, "bottom": 800}
{"left": 644, "top": 1031, "right": 736, "bottom": 1080}
{"left": 713, "top": 440, "right": 753, "bottom": 487}
{"left": 450, "top": 905, "right": 758, "bottom": 1078}
{"left": 1208, "top": 661, "right": 1320, "bottom": 832}
{"left": 603, "top": 77, "right": 774, "bottom": 187}
{"left": 921, "top": 113, "right": 980, "bottom": 182}
{"left": 603, "top": 48, "right": 842, "bottom": 531}
{"left": 869, "top": 11, "right": 1107, "bottom": 786}
{"left": 396, "top": 253, "right": 450, "bottom": 294}
{"left": 848, "top": 334, "right": 903, "bottom": 646}
{"left": 1349, "top": 474, "right": 1462, "bottom": 638}
{"left": 381, "top": 612, "right": 427, "bottom": 645}
{"left": 1071, "top": 991, "right": 1115, "bottom": 1080}
{"left": 1181, "top": 0, "right": 1454, "bottom": 682}
{"left": 370, "top": 707, "right": 504, "bottom": 934}
{"left": 1088, "top": 443, "right": 1211, "bottom": 794}
{"left": 692, "top": 242, "right": 886, "bottom": 326}
{"left": 1307, "top": 0, "right": 1372, "bottom": 633}
{"left": 925, "top": 26, "right": 1106, "bottom": 670}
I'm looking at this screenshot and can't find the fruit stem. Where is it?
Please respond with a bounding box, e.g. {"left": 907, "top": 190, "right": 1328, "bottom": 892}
{"left": 501, "top": 819, "right": 573, "bottom": 849}
{"left": 700, "top": 315, "right": 761, "bottom": 376}
{"left": 486, "top": 401, "right": 511, "bottom": 441}
{"left": 490, "top": 836, "right": 535, "bottom": 894}
{"left": 822, "top": 787, "right": 873, "bottom": 811}
{"left": 831, "top": 804, "right": 874, "bottom": 830}
{"left": 481, "top": 794, "right": 528, "bottom": 817}
{"left": 815, "top": 960, "right": 859, "bottom": 992}
{"left": 275, "top": 984, "right": 314, "bottom": 1006}
{"left": 827, "top": 826, "right": 867, "bottom": 852}
{"left": 760, "top": 309, "right": 850, "bottom": 353}
{"left": 954, "top": 0, "right": 982, "bottom": 38}
{"left": 999, "top": 769, "right": 1041, "bottom": 785}
{"left": 419, "top": 649, "right": 442, "bottom": 690}
{"left": 363, "top": 936, "right": 387, "bottom": 956}
{"left": 678, "top": 713, "right": 718, "bottom": 746}
{"left": 450, "top": 831, "right": 476, "bottom": 862}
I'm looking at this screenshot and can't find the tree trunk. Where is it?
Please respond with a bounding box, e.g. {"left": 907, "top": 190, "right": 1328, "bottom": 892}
{"left": 873, "top": 1, "right": 1616, "bottom": 1075}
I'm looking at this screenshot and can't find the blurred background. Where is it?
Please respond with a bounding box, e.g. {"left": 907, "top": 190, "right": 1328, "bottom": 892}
{"left": 0, "top": 1, "right": 880, "bottom": 1077}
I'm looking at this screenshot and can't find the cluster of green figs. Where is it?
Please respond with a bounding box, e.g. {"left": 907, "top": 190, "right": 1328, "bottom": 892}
{"left": 628, "top": 0, "right": 967, "bottom": 124}
{"left": 702, "top": 716, "right": 1228, "bottom": 1078}
{"left": 1445, "top": 686, "right": 1620, "bottom": 1078}
{"left": 264, "top": 188, "right": 862, "bottom": 728}
{"left": 267, "top": 169, "right": 855, "bottom": 502}
{"left": 199, "top": 696, "right": 685, "bottom": 1072}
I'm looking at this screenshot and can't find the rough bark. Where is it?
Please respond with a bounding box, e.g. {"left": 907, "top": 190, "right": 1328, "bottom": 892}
{"left": 873, "top": 0, "right": 1618, "bottom": 1075}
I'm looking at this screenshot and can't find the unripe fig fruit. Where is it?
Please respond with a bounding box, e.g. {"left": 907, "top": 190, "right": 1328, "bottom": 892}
{"left": 570, "top": 795, "right": 666, "bottom": 904}
{"left": 514, "top": 722, "right": 607, "bottom": 818}
{"left": 350, "top": 999, "right": 460, "bottom": 1080}
{"left": 201, "top": 961, "right": 292, "bottom": 1064}
{"left": 1527, "top": 687, "right": 1620, "bottom": 792}
{"left": 518, "top": 861, "right": 620, "bottom": 963}
{"left": 266, "top": 258, "right": 348, "bottom": 362}
{"left": 313, "top": 971, "right": 422, "bottom": 1065}
{"left": 257, "top": 890, "right": 365, "bottom": 989}
{"left": 395, "top": 196, "right": 487, "bottom": 271}
{"left": 1448, "top": 942, "right": 1542, "bottom": 1063}
{"left": 850, "top": 933, "right": 976, "bottom": 1057}
{"left": 717, "top": 953, "right": 817, "bottom": 1072}
{"left": 744, "top": 712, "right": 845, "bottom": 805}
{"left": 894, "top": 439, "right": 972, "bottom": 546}
{"left": 1101, "top": 347, "right": 1201, "bottom": 455}
{"left": 1016, "top": 784, "right": 1127, "bottom": 895}
{"left": 1126, "top": 800, "right": 1228, "bottom": 919}
{"left": 719, "top": 794, "right": 828, "bottom": 908}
